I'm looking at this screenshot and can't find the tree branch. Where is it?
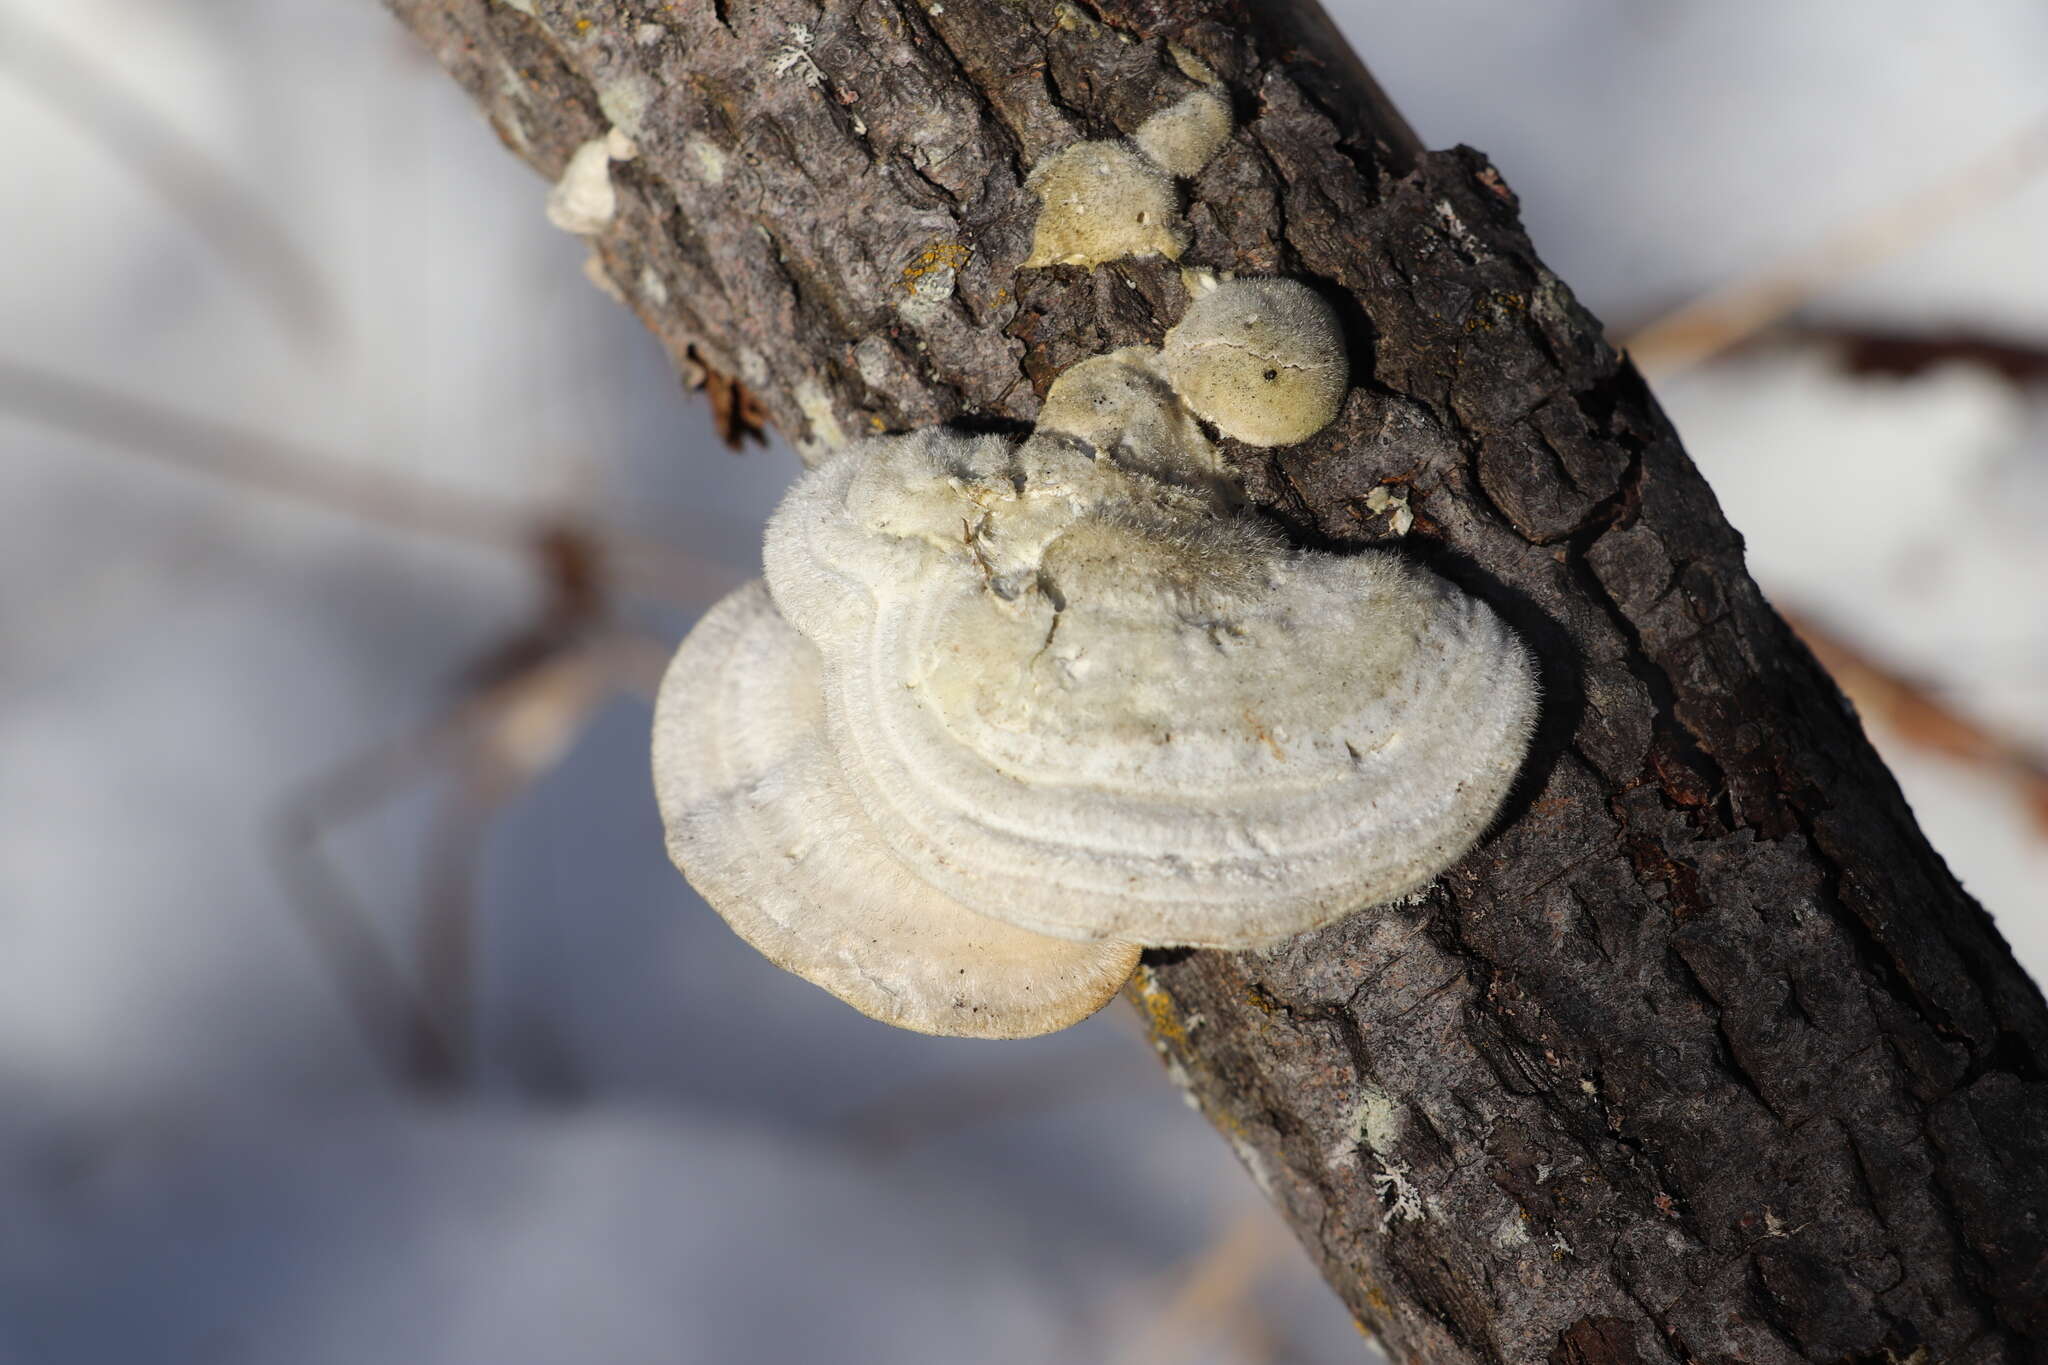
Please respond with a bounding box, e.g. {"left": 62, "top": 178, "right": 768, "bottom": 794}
{"left": 382, "top": 1, "right": 2048, "bottom": 1358}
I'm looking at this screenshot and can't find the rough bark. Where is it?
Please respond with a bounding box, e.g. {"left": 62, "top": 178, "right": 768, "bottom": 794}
{"left": 382, "top": 1, "right": 2048, "bottom": 1359}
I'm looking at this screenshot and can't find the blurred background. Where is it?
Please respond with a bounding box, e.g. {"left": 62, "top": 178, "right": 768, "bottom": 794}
{"left": 1, "top": 1, "right": 2043, "bottom": 1360}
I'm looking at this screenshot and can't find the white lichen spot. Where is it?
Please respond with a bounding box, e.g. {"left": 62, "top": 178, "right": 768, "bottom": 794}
{"left": 1023, "top": 140, "right": 1184, "bottom": 269}
{"left": 1346, "top": 1085, "right": 1403, "bottom": 1154}
{"left": 1493, "top": 1211, "right": 1532, "bottom": 1249}
{"left": 546, "top": 133, "right": 630, "bottom": 235}
{"left": 1162, "top": 1057, "right": 1202, "bottom": 1110}
{"left": 1372, "top": 1160, "right": 1424, "bottom": 1224}
{"left": 853, "top": 336, "right": 896, "bottom": 391}
{"left": 1364, "top": 484, "right": 1414, "bottom": 536}
{"left": 492, "top": 0, "right": 536, "bottom": 14}
{"left": 685, "top": 136, "right": 730, "bottom": 186}
{"left": 635, "top": 22, "right": 665, "bottom": 45}
{"left": 638, "top": 265, "right": 670, "bottom": 306}
{"left": 1133, "top": 87, "right": 1233, "bottom": 179}
{"left": 770, "top": 23, "right": 827, "bottom": 89}
{"left": 1434, "top": 197, "right": 1482, "bottom": 254}
{"left": 793, "top": 376, "right": 848, "bottom": 455}
{"left": 738, "top": 348, "right": 771, "bottom": 389}
{"left": 1161, "top": 277, "right": 1349, "bottom": 446}
{"left": 598, "top": 75, "right": 655, "bottom": 140}
{"left": 896, "top": 263, "right": 956, "bottom": 330}
{"left": 495, "top": 57, "right": 530, "bottom": 103}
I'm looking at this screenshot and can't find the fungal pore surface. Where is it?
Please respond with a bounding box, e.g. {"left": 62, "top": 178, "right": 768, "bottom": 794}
{"left": 654, "top": 292, "right": 1539, "bottom": 1036}
{"left": 651, "top": 582, "right": 1141, "bottom": 1038}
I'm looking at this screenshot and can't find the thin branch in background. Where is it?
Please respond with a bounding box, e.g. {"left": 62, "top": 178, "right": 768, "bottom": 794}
{"left": 0, "top": 357, "right": 525, "bottom": 543}
{"left": 0, "top": 357, "right": 743, "bottom": 604}
{"left": 272, "top": 724, "right": 466, "bottom": 1090}
{"left": 1114, "top": 1207, "right": 1286, "bottom": 1365}
{"left": 1625, "top": 110, "right": 2048, "bottom": 379}
{"left": 0, "top": 7, "right": 339, "bottom": 353}
{"left": 1792, "top": 323, "right": 2048, "bottom": 387}
{"left": 1, "top": 357, "right": 729, "bottom": 1090}
{"left": 272, "top": 632, "right": 664, "bottom": 1092}
{"left": 1789, "top": 609, "right": 2048, "bottom": 836}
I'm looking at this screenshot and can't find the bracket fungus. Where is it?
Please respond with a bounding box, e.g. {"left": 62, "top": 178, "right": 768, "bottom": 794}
{"left": 652, "top": 582, "right": 1141, "bottom": 1038}
{"left": 654, "top": 321, "right": 1539, "bottom": 1037}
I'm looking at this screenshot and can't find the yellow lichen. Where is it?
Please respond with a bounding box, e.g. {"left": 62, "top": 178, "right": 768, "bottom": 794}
{"left": 899, "top": 240, "right": 972, "bottom": 293}
{"left": 1127, "top": 964, "right": 1188, "bottom": 1047}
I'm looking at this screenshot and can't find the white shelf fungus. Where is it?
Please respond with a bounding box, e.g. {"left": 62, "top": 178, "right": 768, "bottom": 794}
{"left": 1162, "top": 277, "right": 1349, "bottom": 446}
{"left": 655, "top": 339, "right": 1536, "bottom": 1033}
{"left": 655, "top": 265, "right": 1533, "bottom": 1035}
{"left": 653, "top": 581, "right": 1142, "bottom": 1038}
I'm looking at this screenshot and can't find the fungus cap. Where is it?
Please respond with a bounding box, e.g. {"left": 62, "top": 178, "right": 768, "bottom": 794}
{"left": 1032, "top": 346, "right": 1225, "bottom": 494}
{"left": 1132, "top": 88, "right": 1233, "bottom": 178}
{"left": 762, "top": 429, "right": 1538, "bottom": 949}
{"left": 1162, "top": 277, "right": 1349, "bottom": 446}
{"left": 652, "top": 580, "right": 1142, "bottom": 1037}
{"left": 1023, "top": 141, "right": 1185, "bottom": 269}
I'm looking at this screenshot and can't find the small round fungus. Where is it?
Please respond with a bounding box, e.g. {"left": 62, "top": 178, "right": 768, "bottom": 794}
{"left": 1132, "top": 88, "right": 1233, "bottom": 179}
{"left": 1023, "top": 140, "right": 1185, "bottom": 269}
{"left": 1162, "top": 277, "right": 1350, "bottom": 446}
{"left": 652, "top": 581, "right": 1142, "bottom": 1038}
{"left": 1033, "top": 346, "right": 1224, "bottom": 493}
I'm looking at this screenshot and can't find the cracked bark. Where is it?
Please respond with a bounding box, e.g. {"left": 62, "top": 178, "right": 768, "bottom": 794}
{"left": 382, "top": 1, "right": 2048, "bottom": 1359}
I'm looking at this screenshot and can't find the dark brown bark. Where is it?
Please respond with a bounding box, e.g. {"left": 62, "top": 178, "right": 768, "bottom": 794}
{"left": 382, "top": 1, "right": 2048, "bottom": 1359}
